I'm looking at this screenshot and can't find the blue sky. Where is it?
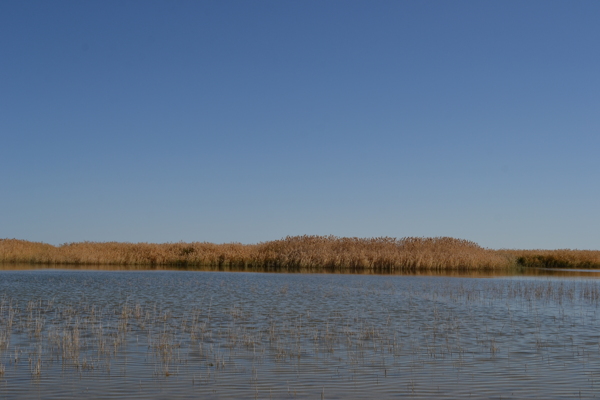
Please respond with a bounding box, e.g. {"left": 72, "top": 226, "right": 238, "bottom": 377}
{"left": 1, "top": 1, "right": 599, "bottom": 249}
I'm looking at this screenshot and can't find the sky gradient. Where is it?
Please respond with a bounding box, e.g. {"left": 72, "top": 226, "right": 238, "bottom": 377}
{"left": 1, "top": 1, "right": 599, "bottom": 249}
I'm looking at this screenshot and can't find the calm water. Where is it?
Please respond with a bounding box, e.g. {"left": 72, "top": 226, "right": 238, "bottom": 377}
{"left": 1, "top": 267, "right": 600, "bottom": 399}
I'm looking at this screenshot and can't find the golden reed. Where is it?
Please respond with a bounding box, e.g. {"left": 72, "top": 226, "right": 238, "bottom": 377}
{"left": 1, "top": 236, "right": 598, "bottom": 271}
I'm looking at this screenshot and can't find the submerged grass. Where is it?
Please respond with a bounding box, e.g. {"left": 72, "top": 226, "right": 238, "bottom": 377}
{"left": 2, "top": 273, "right": 600, "bottom": 399}
{"left": 1, "top": 236, "right": 599, "bottom": 271}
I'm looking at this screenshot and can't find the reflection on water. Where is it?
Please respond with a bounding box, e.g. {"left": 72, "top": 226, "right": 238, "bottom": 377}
{"left": 1, "top": 265, "right": 600, "bottom": 398}
{"left": 4, "top": 262, "right": 600, "bottom": 278}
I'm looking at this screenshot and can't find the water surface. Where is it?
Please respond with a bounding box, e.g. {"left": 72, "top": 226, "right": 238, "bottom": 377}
{"left": 1, "top": 266, "right": 600, "bottom": 399}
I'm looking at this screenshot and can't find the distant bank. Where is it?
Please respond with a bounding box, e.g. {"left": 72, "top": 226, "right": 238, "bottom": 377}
{"left": 1, "top": 236, "right": 599, "bottom": 271}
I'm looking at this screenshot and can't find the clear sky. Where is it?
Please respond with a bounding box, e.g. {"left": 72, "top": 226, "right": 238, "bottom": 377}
{"left": 1, "top": 1, "right": 599, "bottom": 249}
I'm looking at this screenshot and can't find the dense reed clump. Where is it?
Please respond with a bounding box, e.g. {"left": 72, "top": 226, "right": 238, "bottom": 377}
{"left": 253, "top": 236, "right": 509, "bottom": 270}
{"left": 501, "top": 249, "right": 600, "bottom": 269}
{"left": 1, "top": 236, "right": 598, "bottom": 271}
{"left": 0, "top": 239, "right": 253, "bottom": 267}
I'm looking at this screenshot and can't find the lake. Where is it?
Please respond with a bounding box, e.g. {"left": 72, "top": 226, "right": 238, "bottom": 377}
{"left": 1, "top": 266, "right": 600, "bottom": 399}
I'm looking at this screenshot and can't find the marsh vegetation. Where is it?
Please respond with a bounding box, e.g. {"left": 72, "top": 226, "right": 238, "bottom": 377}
{"left": 2, "top": 236, "right": 599, "bottom": 271}
{"left": 2, "top": 269, "right": 600, "bottom": 398}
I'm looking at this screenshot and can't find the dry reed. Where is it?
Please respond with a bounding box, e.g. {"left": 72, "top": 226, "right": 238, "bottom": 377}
{"left": 1, "top": 236, "right": 598, "bottom": 271}
{"left": 500, "top": 249, "right": 600, "bottom": 269}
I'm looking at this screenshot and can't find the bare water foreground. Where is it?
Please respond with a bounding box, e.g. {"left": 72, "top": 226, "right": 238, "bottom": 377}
{"left": 2, "top": 267, "right": 600, "bottom": 399}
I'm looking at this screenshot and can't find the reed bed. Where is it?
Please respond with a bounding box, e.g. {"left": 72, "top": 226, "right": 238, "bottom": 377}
{"left": 0, "top": 236, "right": 510, "bottom": 271}
{"left": 1, "top": 236, "right": 599, "bottom": 271}
{"left": 502, "top": 249, "right": 600, "bottom": 269}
